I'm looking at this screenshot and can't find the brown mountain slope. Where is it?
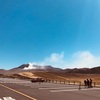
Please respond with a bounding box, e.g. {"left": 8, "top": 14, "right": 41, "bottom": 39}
{"left": 64, "top": 66, "right": 100, "bottom": 74}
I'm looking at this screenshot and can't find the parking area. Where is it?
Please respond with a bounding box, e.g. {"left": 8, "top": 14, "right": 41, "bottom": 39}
{"left": 0, "top": 78, "right": 100, "bottom": 100}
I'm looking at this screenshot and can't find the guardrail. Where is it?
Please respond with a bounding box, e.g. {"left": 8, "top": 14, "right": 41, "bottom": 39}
{"left": 93, "top": 82, "right": 100, "bottom": 87}
{"left": 45, "top": 79, "right": 100, "bottom": 90}
{"left": 46, "top": 79, "right": 80, "bottom": 85}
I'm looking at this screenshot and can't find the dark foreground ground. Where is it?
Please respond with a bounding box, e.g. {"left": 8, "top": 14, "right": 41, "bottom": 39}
{"left": 0, "top": 78, "right": 100, "bottom": 100}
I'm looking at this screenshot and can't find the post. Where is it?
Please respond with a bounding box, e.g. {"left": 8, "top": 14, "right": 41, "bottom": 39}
{"left": 56, "top": 80, "right": 57, "bottom": 83}
{"left": 52, "top": 80, "right": 54, "bottom": 83}
{"left": 39, "top": 82, "right": 41, "bottom": 85}
{"left": 68, "top": 81, "right": 70, "bottom": 85}
{"left": 94, "top": 82, "right": 96, "bottom": 87}
{"left": 49, "top": 79, "right": 51, "bottom": 83}
{"left": 79, "top": 82, "right": 81, "bottom": 90}
{"left": 74, "top": 81, "right": 75, "bottom": 85}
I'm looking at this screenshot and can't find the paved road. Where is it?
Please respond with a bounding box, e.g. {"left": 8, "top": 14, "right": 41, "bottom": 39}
{"left": 0, "top": 78, "right": 100, "bottom": 100}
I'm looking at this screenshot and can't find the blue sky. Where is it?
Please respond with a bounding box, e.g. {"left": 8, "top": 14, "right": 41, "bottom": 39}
{"left": 0, "top": 0, "right": 100, "bottom": 69}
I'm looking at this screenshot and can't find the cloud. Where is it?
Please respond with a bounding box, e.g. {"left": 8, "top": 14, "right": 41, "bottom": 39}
{"left": 38, "top": 52, "right": 64, "bottom": 67}
{"left": 45, "top": 52, "right": 64, "bottom": 63}
{"left": 67, "top": 51, "right": 100, "bottom": 68}
{"left": 29, "top": 51, "right": 100, "bottom": 69}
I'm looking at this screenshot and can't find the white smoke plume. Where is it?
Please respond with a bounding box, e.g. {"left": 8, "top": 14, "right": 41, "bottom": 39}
{"left": 23, "top": 62, "right": 37, "bottom": 70}
{"left": 23, "top": 62, "right": 45, "bottom": 70}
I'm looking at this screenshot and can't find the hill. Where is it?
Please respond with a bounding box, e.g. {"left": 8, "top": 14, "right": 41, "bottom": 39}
{"left": 64, "top": 66, "right": 100, "bottom": 74}
{"left": 0, "top": 64, "right": 100, "bottom": 83}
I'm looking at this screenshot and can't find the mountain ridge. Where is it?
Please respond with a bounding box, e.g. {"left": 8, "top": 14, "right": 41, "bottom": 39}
{"left": 0, "top": 64, "right": 100, "bottom": 74}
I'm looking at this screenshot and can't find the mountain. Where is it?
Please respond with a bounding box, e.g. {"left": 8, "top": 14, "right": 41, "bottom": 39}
{"left": 0, "top": 63, "right": 100, "bottom": 75}
{"left": 0, "top": 64, "right": 100, "bottom": 80}
{"left": 0, "top": 69, "right": 7, "bottom": 74}
{"left": 44, "top": 65, "right": 63, "bottom": 72}
{"left": 10, "top": 64, "right": 29, "bottom": 70}
{"left": 10, "top": 63, "right": 44, "bottom": 70}
{"left": 64, "top": 68, "right": 90, "bottom": 74}
{"left": 9, "top": 63, "right": 100, "bottom": 74}
{"left": 90, "top": 66, "right": 100, "bottom": 74}
{"left": 10, "top": 64, "right": 63, "bottom": 72}
{"left": 64, "top": 66, "right": 100, "bottom": 74}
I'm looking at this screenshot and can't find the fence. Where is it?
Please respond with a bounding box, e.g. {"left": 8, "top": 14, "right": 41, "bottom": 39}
{"left": 45, "top": 79, "right": 100, "bottom": 90}
{"left": 93, "top": 82, "right": 100, "bottom": 87}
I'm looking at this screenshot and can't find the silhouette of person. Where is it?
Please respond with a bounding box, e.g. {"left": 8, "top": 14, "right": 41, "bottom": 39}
{"left": 87, "top": 79, "right": 89, "bottom": 88}
{"left": 84, "top": 80, "right": 87, "bottom": 88}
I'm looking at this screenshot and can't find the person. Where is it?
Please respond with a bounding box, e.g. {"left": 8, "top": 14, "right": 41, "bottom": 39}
{"left": 89, "top": 79, "right": 92, "bottom": 88}
{"left": 84, "top": 80, "right": 87, "bottom": 88}
{"left": 87, "top": 79, "right": 89, "bottom": 88}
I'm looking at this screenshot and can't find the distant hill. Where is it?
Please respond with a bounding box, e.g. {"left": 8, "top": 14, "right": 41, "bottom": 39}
{"left": 0, "top": 69, "right": 7, "bottom": 74}
{"left": 8, "top": 64, "right": 100, "bottom": 74}
{"left": 64, "top": 66, "right": 100, "bottom": 74}
{"left": 0, "top": 64, "right": 100, "bottom": 75}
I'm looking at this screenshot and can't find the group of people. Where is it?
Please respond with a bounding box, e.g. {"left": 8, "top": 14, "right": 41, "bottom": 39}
{"left": 84, "top": 79, "right": 93, "bottom": 88}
